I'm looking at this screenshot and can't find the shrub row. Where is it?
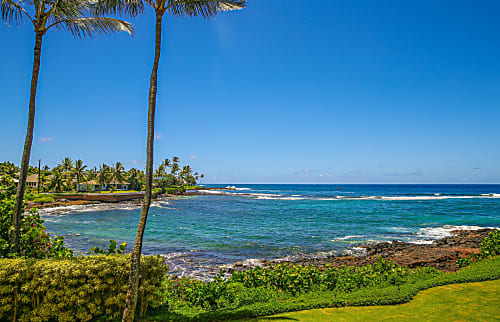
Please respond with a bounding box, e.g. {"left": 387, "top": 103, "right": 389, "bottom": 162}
{"left": 229, "top": 257, "right": 413, "bottom": 295}
{"left": 149, "top": 256, "right": 500, "bottom": 321}
{"left": 0, "top": 255, "right": 168, "bottom": 321}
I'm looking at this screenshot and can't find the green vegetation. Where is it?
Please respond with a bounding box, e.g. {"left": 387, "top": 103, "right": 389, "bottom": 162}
{"left": 147, "top": 256, "right": 500, "bottom": 321}
{"left": 90, "top": 239, "right": 128, "bottom": 255}
{"left": 248, "top": 279, "right": 500, "bottom": 321}
{"left": 0, "top": 254, "right": 167, "bottom": 321}
{"left": 0, "top": 182, "right": 72, "bottom": 258}
{"left": 456, "top": 230, "right": 500, "bottom": 267}
{"left": 154, "top": 158, "right": 203, "bottom": 194}
{"left": 0, "top": 158, "right": 204, "bottom": 197}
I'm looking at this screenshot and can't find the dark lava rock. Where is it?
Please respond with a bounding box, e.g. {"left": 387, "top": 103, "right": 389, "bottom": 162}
{"left": 275, "top": 229, "right": 496, "bottom": 272}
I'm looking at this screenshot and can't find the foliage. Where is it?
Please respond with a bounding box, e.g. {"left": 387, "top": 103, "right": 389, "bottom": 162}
{"left": 158, "top": 258, "right": 430, "bottom": 314}
{"left": 456, "top": 230, "right": 500, "bottom": 267}
{"left": 89, "top": 239, "right": 127, "bottom": 255}
{"left": 154, "top": 157, "right": 203, "bottom": 191}
{"left": 229, "top": 257, "right": 412, "bottom": 295}
{"left": 480, "top": 230, "right": 500, "bottom": 258}
{"left": 0, "top": 254, "right": 168, "bottom": 321}
{"left": 31, "top": 195, "right": 55, "bottom": 203}
{"left": 148, "top": 256, "right": 500, "bottom": 321}
{"left": 0, "top": 183, "right": 72, "bottom": 258}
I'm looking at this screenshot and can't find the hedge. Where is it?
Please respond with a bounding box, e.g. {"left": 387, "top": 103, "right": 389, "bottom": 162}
{"left": 0, "top": 254, "right": 168, "bottom": 321}
{"left": 148, "top": 256, "right": 500, "bottom": 321}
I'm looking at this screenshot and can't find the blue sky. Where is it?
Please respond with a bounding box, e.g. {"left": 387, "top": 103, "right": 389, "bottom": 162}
{"left": 1, "top": 0, "right": 499, "bottom": 183}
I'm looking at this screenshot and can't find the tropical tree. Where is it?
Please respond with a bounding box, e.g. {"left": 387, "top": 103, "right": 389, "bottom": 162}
{"left": 94, "top": 1, "right": 246, "bottom": 319}
{"left": 97, "top": 164, "right": 111, "bottom": 189}
{"left": 61, "top": 157, "right": 74, "bottom": 173}
{"left": 2, "top": 0, "right": 134, "bottom": 254}
{"left": 73, "top": 159, "right": 88, "bottom": 187}
{"left": 111, "top": 161, "right": 126, "bottom": 183}
{"left": 88, "top": 166, "right": 98, "bottom": 180}
{"left": 48, "top": 169, "right": 65, "bottom": 192}
{"left": 127, "top": 168, "right": 143, "bottom": 191}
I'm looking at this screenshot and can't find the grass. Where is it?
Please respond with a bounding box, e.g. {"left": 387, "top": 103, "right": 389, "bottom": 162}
{"left": 247, "top": 279, "right": 500, "bottom": 321}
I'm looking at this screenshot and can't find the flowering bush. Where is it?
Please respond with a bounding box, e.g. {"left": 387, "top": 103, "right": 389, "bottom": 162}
{"left": 0, "top": 181, "right": 72, "bottom": 258}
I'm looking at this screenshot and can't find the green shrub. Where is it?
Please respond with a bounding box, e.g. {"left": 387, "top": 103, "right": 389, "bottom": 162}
{"left": 229, "top": 257, "right": 410, "bottom": 295}
{"left": 456, "top": 230, "right": 499, "bottom": 267}
{"left": 89, "top": 239, "right": 127, "bottom": 255}
{"left": 148, "top": 256, "right": 500, "bottom": 321}
{"left": 31, "top": 195, "right": 55, "bottom": 203}
{"left": 0, "top": 254, "right": 168, "bottom": 321}
{"left": 1, "top": 183, "right": 73, "bottom": 258}
{"left": 480, "top": 230, "right": 500, "bottom": 258}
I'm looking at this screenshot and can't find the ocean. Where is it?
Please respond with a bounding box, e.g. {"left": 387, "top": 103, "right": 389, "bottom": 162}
{"left": 39, "top": 184, "right": 500, "bottom": 280}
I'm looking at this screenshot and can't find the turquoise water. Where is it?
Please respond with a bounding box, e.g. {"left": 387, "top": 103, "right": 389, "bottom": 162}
{"left": 40, "top": 184, "right": 500, "bottom": 279}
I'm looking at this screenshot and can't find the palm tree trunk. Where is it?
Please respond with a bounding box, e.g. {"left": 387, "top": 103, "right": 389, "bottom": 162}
{"left": 122, "top": 11, "right": 164, "bottom": 322}
{"left": 11, "top": 32, "right": 44, "bottom": 254}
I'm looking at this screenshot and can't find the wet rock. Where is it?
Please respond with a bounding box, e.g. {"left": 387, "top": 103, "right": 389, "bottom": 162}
{"left": 281, "top": 228, "right": 497, "bottom": 273}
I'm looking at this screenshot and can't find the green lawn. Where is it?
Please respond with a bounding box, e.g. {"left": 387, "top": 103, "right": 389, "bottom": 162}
{"left": 245, "top": 279, "right": 500, "bottom": 321}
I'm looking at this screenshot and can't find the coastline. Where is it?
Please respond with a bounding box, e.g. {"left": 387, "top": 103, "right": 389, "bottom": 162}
{"left": 33, "top": 188, "right": 499, "bottom": 280}
{"left": 25, "top": 187, "right": 226, "bottom": 211}
{"left": 255, "top": 228, "right": 497, "bottom": 273}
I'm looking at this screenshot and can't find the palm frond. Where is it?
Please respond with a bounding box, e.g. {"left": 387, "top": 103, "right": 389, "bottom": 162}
{"left": 1, "top": 0, "right": 33, "bottom": 24}
{"left": 50, "top": 16, "right": 133, "bottom": 37}
{"left": 166, "top": 0, "right": 246, "bottom": 18}
{"left": 91, "top": 0, "right": 144, "bottom": 17}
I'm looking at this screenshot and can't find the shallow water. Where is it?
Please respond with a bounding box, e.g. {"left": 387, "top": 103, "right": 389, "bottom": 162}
{"left": 40, "top": 184, "right": 500, "bottom": 280}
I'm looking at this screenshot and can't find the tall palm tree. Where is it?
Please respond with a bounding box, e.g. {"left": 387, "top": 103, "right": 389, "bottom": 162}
{"left": 61, "top": 157, "right": 74, "bottom": 173}
{"left": 73, "top": 159, "right": 88, "bottom": 188}
{"left": 1, "top": 0, "right": 133, "bottom": 254}
{"left": 111, "top": 161, "right": 126, "bottom": 183}
{"left": 97, "top": 164, "right": 111, "bottom": 189}
{"left": 94, "top": 1, "right": 246, "bottom": 319}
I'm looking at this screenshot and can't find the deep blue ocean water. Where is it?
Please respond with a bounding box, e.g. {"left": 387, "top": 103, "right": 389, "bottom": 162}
{"left": 40, "top": 184, "right": 500, "bottom": 279}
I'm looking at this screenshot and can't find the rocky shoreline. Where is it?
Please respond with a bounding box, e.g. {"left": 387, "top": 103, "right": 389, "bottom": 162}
{"left": 273, "top": 229, "right": 496, "bottom": 272}
{"left": 25, "top": 188, "right": 222, "bottom": 211}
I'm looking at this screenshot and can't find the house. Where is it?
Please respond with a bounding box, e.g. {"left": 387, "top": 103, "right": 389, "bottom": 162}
{"left": 77, "top": 180, "right": 129, "bottom": 192}
{"left": 25, "top": 174, "right": 43, "bottom": 189}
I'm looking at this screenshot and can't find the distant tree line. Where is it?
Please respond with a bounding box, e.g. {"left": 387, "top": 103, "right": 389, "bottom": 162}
{"left": 0, "top": 157, "right": 204, "bottom": 193}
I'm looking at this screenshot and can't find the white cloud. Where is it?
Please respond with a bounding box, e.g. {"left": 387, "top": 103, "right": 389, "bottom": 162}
{"left": 39, "top": 137, "right": 53, "bottom": 143}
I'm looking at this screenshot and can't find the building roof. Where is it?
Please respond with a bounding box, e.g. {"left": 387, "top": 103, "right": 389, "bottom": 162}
{"left": 26, "top": 174, "right": 53, "bottom": 183}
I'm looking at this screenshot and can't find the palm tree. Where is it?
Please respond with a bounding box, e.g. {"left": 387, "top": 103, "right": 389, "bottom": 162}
{"left": 111, "top": 161, "right": 126, "bottom": 184}
{"left": 48, "top": 169, "right": 65, "bottom": 193}
{"left": 94, "top": 1, "right": 246, "bottom": 319}
{"left": 61, "top": 157, "right": 74, "bottom": 173}
{"left": 2, "top": 0, "right": 133, "bottom": 254}
{"left": 127, "top": 168, "right": 143, "bottom": 191}
{"left": 97, "top": 164, "right": 111, "bottom": 189}
{"left": 73, "top": 159, "right": 88, "bottom": 189}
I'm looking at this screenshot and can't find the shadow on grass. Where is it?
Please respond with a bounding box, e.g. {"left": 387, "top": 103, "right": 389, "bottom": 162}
{"left": 248, "top": 318, "right": 299, "bottom": 321}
